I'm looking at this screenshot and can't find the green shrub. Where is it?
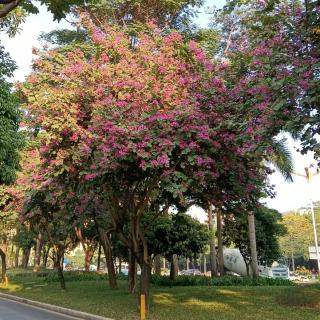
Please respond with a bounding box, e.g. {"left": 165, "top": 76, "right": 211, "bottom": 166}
{"left": 8, "top": 268, "right": 294, "bottom": 287}
{"left": 150, "top": 275, "right": 294, "bottom": 287}
{"left": 8, "top": 269, "right": 123, "bottom": 283}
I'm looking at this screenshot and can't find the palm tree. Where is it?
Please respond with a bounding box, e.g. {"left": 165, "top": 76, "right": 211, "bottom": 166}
{"left": 207, "top": 202, "right": 218, "bottom": 277}
{"left": 268, "top": 137, "right": 294, "bottom": 182}
{"left": 248, "top": 136, "right": 294, "bottom": 277}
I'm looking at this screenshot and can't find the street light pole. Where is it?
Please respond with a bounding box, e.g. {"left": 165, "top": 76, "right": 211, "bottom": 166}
{"left": 310, "top": 199, "right": 320, "bottom": 272}
{"left": 290, "top": 233, "right": 295, "bottom": 271}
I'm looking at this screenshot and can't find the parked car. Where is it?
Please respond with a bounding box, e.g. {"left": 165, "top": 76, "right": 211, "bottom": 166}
{"left": 89, "top": 264, "right": 97, "bottom": 271}
{"left": 119, "top": 265, "right": 129, "bottom": 276}
{"left": 180, "top": 269, "right": 202, "bottom": 276}
{"left": 120, "top": 269, "right": 129, "bottom": 276}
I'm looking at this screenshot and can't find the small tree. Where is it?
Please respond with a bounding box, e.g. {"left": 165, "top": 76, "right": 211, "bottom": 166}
{"left": 279, "top": 212, "right": 314, "bottom": 270}
{"left": 145, "top": 212, "right": 209, "bottom": 280}
{"left": 0, "top": 188, "right": 18, "bottom": 282}
{"left": 23, "top": 187, "right": 76, "bottom": 289}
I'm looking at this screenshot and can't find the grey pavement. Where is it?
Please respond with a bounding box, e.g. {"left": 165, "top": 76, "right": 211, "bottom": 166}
{"left": 0, "top": 298, "right": 79, "bottom": 320}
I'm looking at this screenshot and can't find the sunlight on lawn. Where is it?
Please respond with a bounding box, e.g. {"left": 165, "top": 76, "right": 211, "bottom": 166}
{"left": 0, "top": 283, "right": 22, "bottom": 293}
{"left": 182, "top": 298, "right": 230, "bottom": 311}
{"left": 153, "top": 292, "right": 231, "bottom": 312}
{"left": 216, "top": 288, "right": 244, "bottom": 296}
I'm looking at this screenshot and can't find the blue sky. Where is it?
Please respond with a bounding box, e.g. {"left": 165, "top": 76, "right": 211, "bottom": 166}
{"left": 1, "top": 0, "right": 318, "bottom": 214}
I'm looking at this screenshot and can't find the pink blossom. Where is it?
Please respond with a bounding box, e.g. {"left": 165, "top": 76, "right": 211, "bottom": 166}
{"left": 70, "top": 132, "right": 79, "bottom": 142}
{"left": 255, "top": 102, "right": 269, "bottom": 111}
{"left": 253, "top": 46, "right": 272, "bottom": 56}
{"left": 245, "top": 127, "right": 254, "bottom": 134}
{"left": 245, "top": 184, "right": 255, "bottom": 193}
{"left": 139, "top": 160, "right": 147, "bottom": 169}
{"left": 67, "top": 63, "right": 83, "bottom": 75}
{"left": 188, "top": 40, "right": 198, "bottom": 50}
{"left": 151, "top": 159, "right": 158, "bottom": 166}
{"left": 84, "top": 173, "right": 97, "bottom": 181}
{"left": 92, "top": 31, "right": 104, "bottom": 44}
{"left": 158, "top": 154, "right": 169, "bottom": 167}
{"left": 298, "top": 79, "right": 309, "bottom": 91}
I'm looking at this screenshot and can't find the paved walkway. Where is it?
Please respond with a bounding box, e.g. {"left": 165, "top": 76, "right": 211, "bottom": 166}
{"left": 0, "top": 297, "right": 78, "bottom": 320}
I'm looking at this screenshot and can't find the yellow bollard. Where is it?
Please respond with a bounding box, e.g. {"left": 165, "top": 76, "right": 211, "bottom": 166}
{"left": 140, "top": 294, "right": 146, "bottom": 320}
{"left": 4, "top": 276, "right": 8, "bottom": 287}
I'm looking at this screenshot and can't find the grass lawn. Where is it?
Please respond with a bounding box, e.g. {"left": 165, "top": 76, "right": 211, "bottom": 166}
{"left": 0, "top": 272, "right": 319, "bottom": 320}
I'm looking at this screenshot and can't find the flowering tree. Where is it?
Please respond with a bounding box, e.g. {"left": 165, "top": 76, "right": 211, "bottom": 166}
{"left": 208, "top": 0, "right": 317, "bottom": 276}
{"left": 21, "top": 13, "right": 297, "bottom": 305}
{"left": 0, "top": 147, "right": 38, "bottom": 281}
{"left": 215, "top": 0, "right": 319, "bottom": 156}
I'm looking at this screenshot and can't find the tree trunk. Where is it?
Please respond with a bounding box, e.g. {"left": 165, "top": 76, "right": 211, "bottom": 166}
{"left": 53, "top": 246, "right": 65, "bottom": 290}
{"left": 97, "top": 243, "right": 101, "bottom": 271}
{"left": 56, "top": 264, "right": 65, "bottom": 289}
{"left": 139, "top": 259, "right": 151, "bottom": 313}
{"left": 169, "top": 254, "right": 178, "bottom": 281}
{"left": 118, "top": 257, "right": 122, "bottom": 274}
{"left": 75, "top": 228, "right": 96, "bottom": 273}
{"left": 245, "top": 261, "right": 250, "bottom": 276}
{"left": 248, "top": 211, "right": 259, "bottom": 278}
{"left": 105, "top": 247, "right": 117, "bottom": 288}
{"left": 128, "top": 249, "right": 137, "bottom": 293}
{"left": 33, "top": 232, "right": 43, "bottom": 272}
{"left": 8, "top": 244, "right": 14, "bottom": 268}
{"left": 42, "top": 245, "right": 50, "bottom": 268}
{"left": 0, "top": 248, "right": 6, "bottom": 283}
{"left": 154, "top": 254, "right": 161, "bottom": 276}
{"left": 84, "top": 247, "right": 94, "bottom": 272}
{"left": 217, "top": 209, "right": 224, "bottom": 276}
{"left": 98, "top": 229, "right": 117, "bottom": 289}
{"left": 208, "top": 203, "right": 217, "bottom": 277}
{"left": 14, "top": 247, "right": 19, "bottom": 268}
{"left": 22, "top": 247, "right": 31, "bottom": 269}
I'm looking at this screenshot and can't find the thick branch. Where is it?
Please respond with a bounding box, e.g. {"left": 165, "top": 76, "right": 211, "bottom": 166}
{"left": 0, "top": 0, "right": 21, "bottom": 18}
{"left": 0, "top": 0, "right": 18, "bottom": 4}
{"left": 75, "top": 227, "right": 87, "bottom": 251}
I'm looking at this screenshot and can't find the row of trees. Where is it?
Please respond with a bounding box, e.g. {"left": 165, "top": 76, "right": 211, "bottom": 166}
{"left": 0, "top": 0, "right": 319, "bottom": 314}
{"left": 279, "top": 209, "right": 319, "bottom": 271}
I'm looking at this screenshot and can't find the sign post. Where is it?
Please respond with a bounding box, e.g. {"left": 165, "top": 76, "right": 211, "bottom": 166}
{"left": 140, "top": 294, "right": 146, "bottom": 320}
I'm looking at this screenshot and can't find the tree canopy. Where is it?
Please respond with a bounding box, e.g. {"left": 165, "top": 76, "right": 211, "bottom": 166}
{"left": 223, "top": 206, "right": 287, "bottom": 267}
{"left": 279, "top": 212, "right": 314, "bottom": 261}
{"left": 0, "top": 43, "right": 23, "bottom": 185}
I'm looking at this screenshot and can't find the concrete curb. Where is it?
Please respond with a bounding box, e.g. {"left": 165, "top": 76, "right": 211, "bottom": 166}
{"left": 0, "top": 292, "right": 114, "bottom": 320}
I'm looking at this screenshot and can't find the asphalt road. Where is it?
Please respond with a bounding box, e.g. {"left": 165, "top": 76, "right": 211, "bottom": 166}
{"left": 0, "top": 298, "right": 79, "bottom": 320}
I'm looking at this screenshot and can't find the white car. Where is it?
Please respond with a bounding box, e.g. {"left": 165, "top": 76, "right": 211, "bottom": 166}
{"left": 89, "top": 264, "right": 97, "bottom": 271}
